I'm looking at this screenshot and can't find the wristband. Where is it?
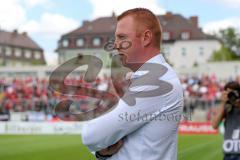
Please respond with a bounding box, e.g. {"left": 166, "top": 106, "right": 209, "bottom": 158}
{"left": 95, "top": 151, "right": 112, "bottom": 160}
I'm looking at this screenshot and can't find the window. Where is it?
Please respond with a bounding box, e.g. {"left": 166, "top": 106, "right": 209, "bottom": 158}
{"left": 181, "top": 47, "right": 186, "bottom": 56}
{"left": 108, "top": 36, "right": 115, "bottom": 42}
{"left": 163, "top": 32, "right": 171, "bottom": 40}
{"left": 76, "top": 38, "right": 84, "bottom": 47}
{"left": 34, "top": 51, "right": 41, "bottom": 59}
{"left": 162, "top": 46, "right": 170, "bottom": 56}
{"left": 25, "top": 50, "right": 32, "bottom": 58}
{"left": 199, "top": 47, "right": 204, "bottom": 56}
{"left": 181, "top": 32, "right": 190, "bottom": 40}
{"left": 93, "top": 37, "right": 101, "bottom": 46}
{"left": 110, "top": 25, "right": 116, "bottom": 30}
{"left": 15, "top": 48, "right": 22, "bottom": 57}
{"left": 5, "top": 47, "right": 12, "bottom": 56}
{"left": 88, "top": 25, "right": 93, "bottom": 31}
{"left": 162, "top": 21, "right": 167, "bottom": 26}
{"left": 62, "top": 39, "right": 69, "bottom": 47}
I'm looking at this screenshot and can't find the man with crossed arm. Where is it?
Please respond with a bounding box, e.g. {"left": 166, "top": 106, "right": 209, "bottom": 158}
{"left": 82, "top": 8, "right": 184, "bottom": 160}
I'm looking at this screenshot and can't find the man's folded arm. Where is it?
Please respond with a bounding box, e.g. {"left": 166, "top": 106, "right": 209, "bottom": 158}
{"left": 81, "top": 99, "right": 162, "bottom": 151}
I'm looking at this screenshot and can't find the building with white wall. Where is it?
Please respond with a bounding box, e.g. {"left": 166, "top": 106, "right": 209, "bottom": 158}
{"left": 56, "top": 12, "right": 221, "bottom": 69}
{"left": 0, "top": 29, "right": 46, "bottom": 66}
{"left": 165, "top": 40, "right": 221, "bottom": 68}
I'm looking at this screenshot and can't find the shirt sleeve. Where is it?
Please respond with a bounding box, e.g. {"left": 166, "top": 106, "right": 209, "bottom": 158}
{"left": 81, "top": 95, "right": 165, "bottom": 152}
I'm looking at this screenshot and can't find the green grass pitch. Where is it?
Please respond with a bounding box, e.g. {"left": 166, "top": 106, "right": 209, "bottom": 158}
{"left": 0, "top": 134, "right": 223, "bottom": 160}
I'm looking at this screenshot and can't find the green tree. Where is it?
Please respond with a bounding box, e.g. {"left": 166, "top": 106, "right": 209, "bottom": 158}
{"left": 211, "top": 27, "right": 240, "bottom": 61}
{"left": 211, "top": 46, "right": 239, "bottom": 61}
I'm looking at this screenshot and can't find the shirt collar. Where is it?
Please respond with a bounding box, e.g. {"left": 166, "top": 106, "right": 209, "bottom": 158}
{"left": 129, "top": 54, "right": 166, "bottom": 79}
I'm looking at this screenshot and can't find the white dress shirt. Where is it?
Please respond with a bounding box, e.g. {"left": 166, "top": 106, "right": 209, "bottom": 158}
{"left": 82, "top": 54, "right": 184, "bottom": 160}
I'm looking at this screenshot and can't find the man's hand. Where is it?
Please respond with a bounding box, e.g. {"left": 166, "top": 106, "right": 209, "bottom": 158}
{"left": 211, "top": 91, "right": 229, "bottom": 129}
{"left": 234, "top": 99, "right": 240, "bottom": 108}
{"left": 98, "top": 139, "right": 124, "bottom": 156}
{"left": 220, "top": 91, "right": 229, "bottom": 104}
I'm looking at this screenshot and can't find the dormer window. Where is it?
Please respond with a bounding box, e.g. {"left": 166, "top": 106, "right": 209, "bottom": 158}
{"left": 76, "top": 38, "right": 84, "bottom": 47}
{"left": 93, "top": 37, "right": 101, "bottom": 46}
{"left": 181, "top": 31, "right": 190, "bottom": 40}
{"left": 111, "top": 25, "right": 116, "bottom": 30}
{"left": 162, "top": 21, "right": 167, "bottom": 26}
{"left": 163, "top": 31, "right": 171, "bottom": 40}
{"left": 88, "top": 25, "right": 93, "bottom": 31}
{"left": 62, "top": 39, "right": 69, "bottom": 47}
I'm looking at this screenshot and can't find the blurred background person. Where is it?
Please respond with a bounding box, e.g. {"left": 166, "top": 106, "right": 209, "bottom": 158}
{"left": 212, "top": 81, "right": 240, "bottom": 160}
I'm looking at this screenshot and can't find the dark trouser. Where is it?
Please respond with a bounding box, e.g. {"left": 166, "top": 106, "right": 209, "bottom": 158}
{"left": 224, "top": 154, "right": 240, "bottom": 160}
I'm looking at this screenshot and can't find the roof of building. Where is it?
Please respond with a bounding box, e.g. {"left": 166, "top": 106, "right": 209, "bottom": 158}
{"left": 0, "top": 29, "right": 42, "bottom": 50}
{"left": 56, "top": 12, "right": 218, "bottom": 51}
{"left": 66, "top": 17, "right": 117, "bottom": 36}
{"left": 62, "top": 12, "right": 209, "bottom": 40}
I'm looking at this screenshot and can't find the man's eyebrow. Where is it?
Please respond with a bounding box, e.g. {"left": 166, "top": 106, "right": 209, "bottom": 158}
{"left": 115, "top": 33, "right": 127, "bottom": 38}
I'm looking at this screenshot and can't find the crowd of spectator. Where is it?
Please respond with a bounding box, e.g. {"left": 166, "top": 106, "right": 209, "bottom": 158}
{"left": 181, "top": 75, "right": 240, "bottom": 110}
{"left": 0, "top": 74, "right": 240, "bottom": 122}
{"left": 0, "top": 75, "right": 113, "bottom": 121}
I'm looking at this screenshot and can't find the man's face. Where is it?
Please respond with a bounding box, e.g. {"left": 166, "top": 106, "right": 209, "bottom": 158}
{"left": 115, "top": 16, "right": 143, "bottom": 63}
{"left": 226, "top": 88, "right": 240, "bottom": 108}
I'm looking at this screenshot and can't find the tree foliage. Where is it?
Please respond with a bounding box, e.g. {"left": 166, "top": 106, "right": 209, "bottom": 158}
{"left": 211, "top": 27, "right": 240, "bottom": 61}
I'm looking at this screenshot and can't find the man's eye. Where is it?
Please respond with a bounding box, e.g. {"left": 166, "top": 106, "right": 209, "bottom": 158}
{"left": 118, "top": 36, "right": 126, "bottom": 40}
{"left": 114, "top": 35, "right": 126, "bottom": 43}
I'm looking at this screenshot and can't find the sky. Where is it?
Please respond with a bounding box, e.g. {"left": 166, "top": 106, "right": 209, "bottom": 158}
{"left": 0, "top": 0, "right": 240, "bottom": 65}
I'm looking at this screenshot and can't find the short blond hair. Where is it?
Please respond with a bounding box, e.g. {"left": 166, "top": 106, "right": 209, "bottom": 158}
{"left": 117, "top": 8, "right": 162, "bottom": 49}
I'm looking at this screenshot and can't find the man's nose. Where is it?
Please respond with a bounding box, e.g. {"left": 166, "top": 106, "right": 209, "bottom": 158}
{"left": 114, "top": 41, "right": 120, "bottom": 50}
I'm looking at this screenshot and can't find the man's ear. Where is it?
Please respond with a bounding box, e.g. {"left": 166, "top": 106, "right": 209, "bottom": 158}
{"left": 142, "top": 30, "right": 152, "bottom": 47}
